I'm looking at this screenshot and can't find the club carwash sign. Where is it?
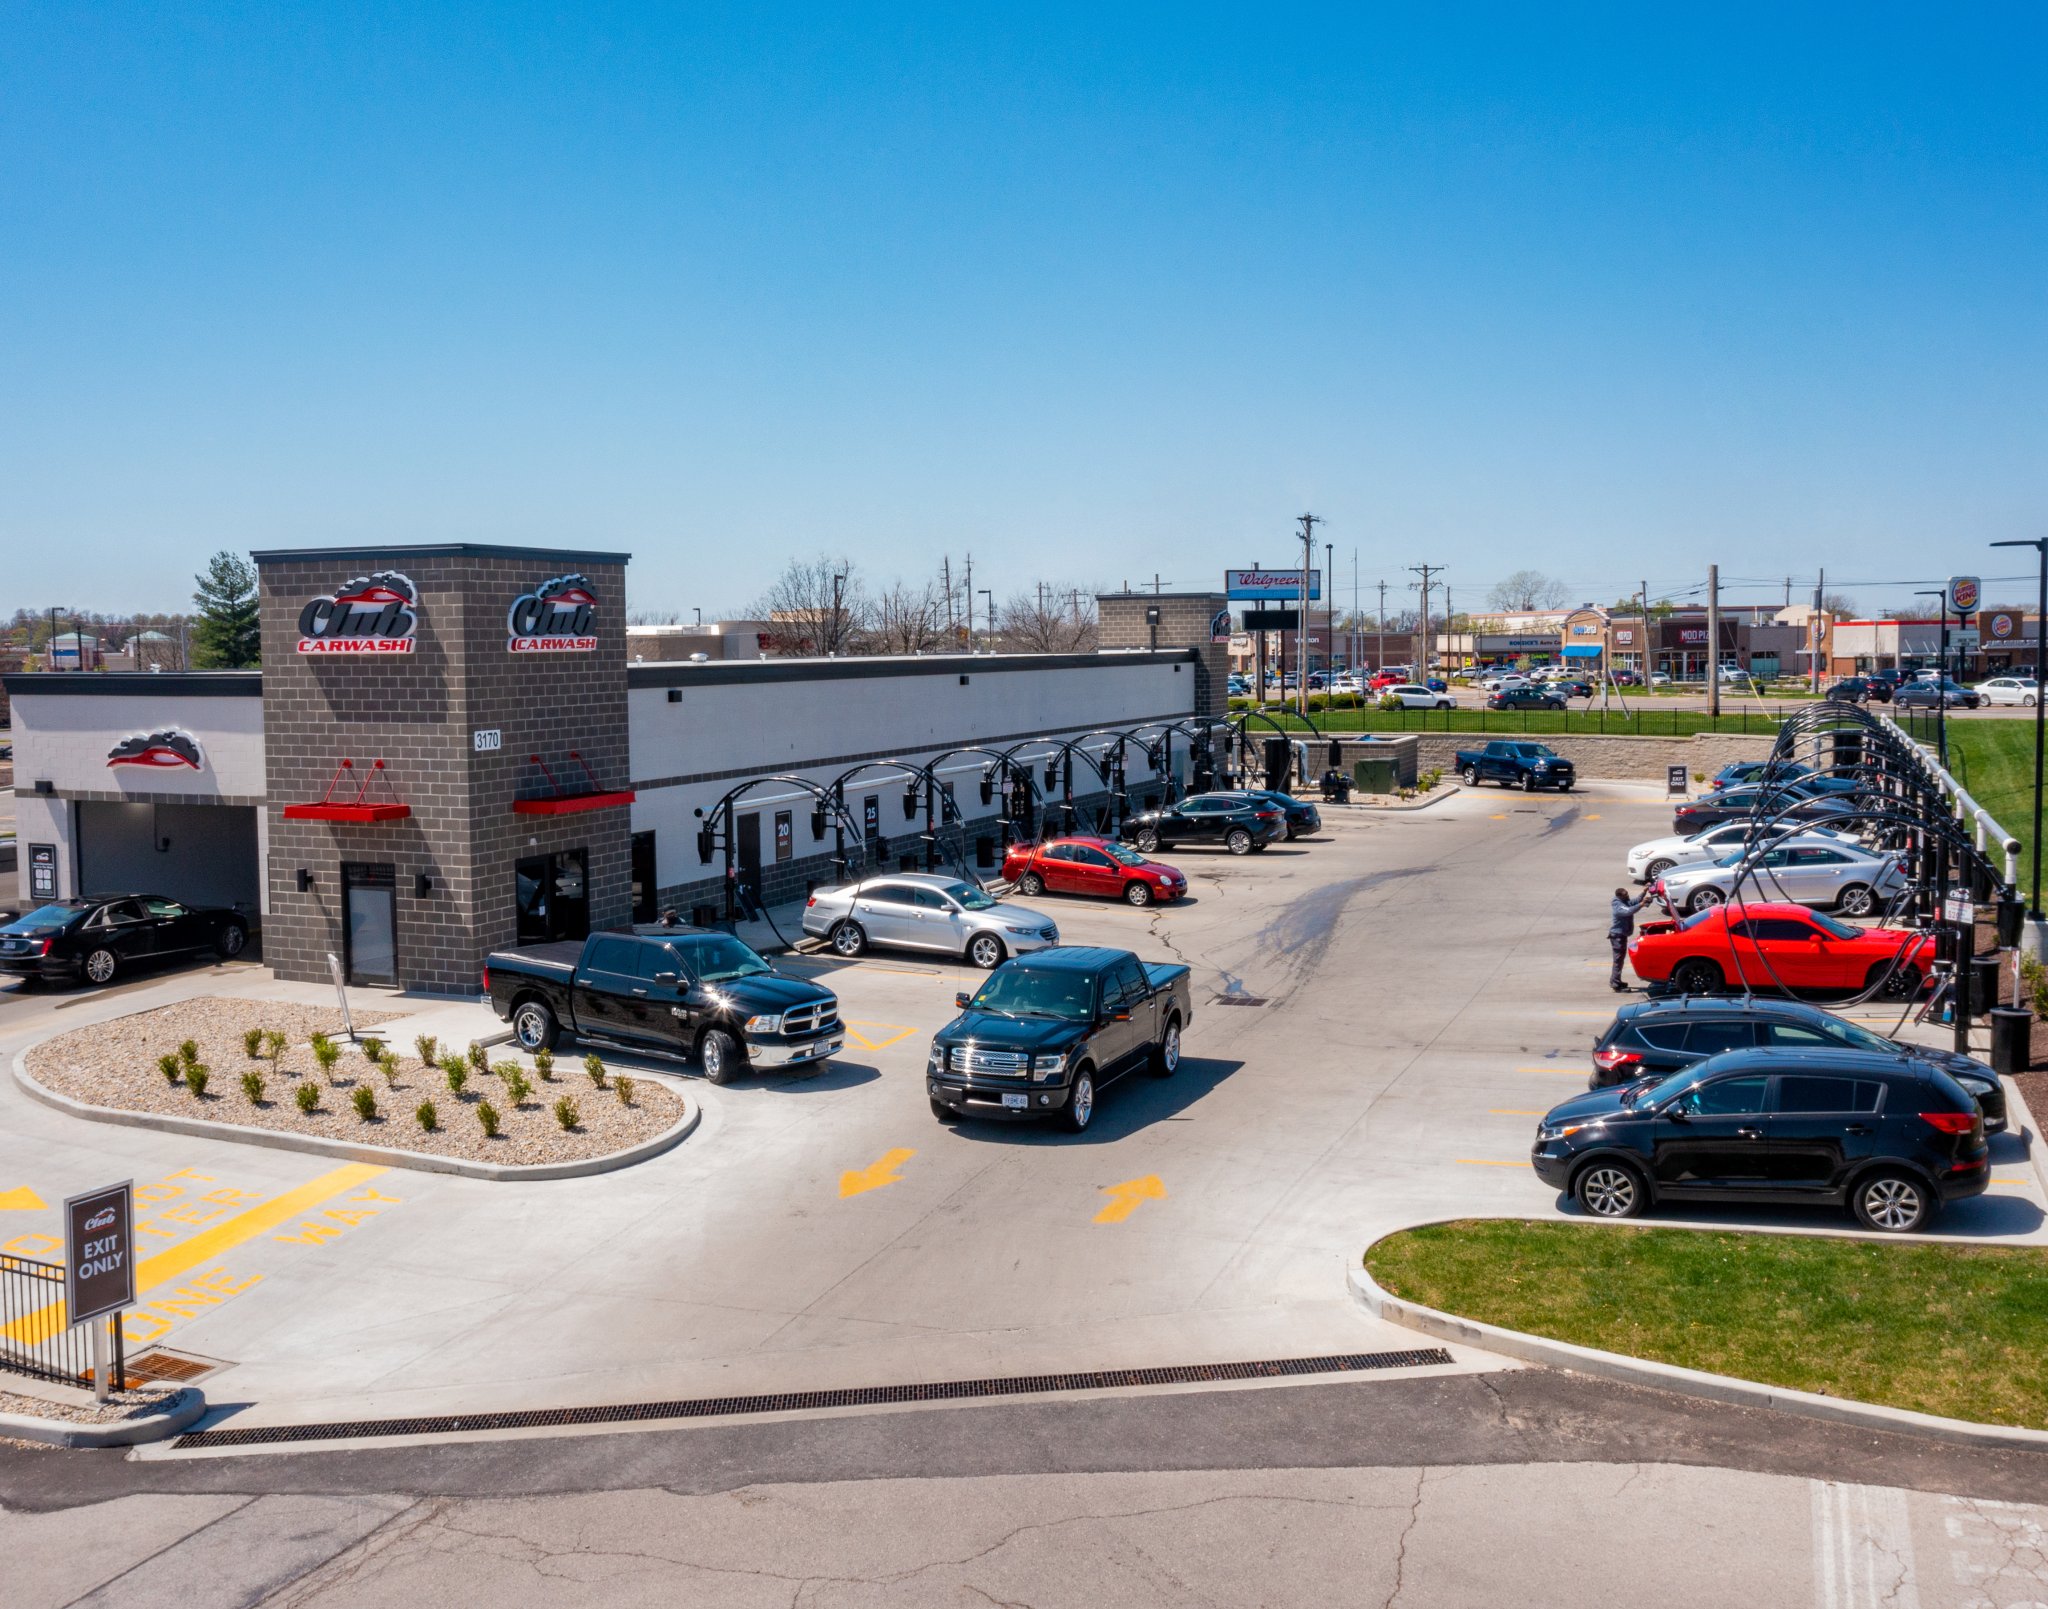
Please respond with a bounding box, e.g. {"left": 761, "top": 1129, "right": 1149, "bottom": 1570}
{"left": 64, "top": 1181, "right": 134, "bottom": 1326}
{"left": 1948, "top": 575, "right": 1981, "bottom": 617}
{"left": 507, "top": 573, "right": 599, "bottom": 653}
{"left": 296, "top": 571, "right": 419, "bottom": 654}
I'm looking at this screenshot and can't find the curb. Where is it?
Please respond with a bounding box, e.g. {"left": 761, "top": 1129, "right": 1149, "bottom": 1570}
{"left": 11, "top": 1049, "right": 700, "bottom": 1183}
{"left": 0, "top": 1387, "right": 206, "bottom": 1449}
{"left": 2001, "top": 1074, "right": 2048, "bottom": 1205}
{"left": 1349, "top": 1246, "right": 2048, "bottom": 1453}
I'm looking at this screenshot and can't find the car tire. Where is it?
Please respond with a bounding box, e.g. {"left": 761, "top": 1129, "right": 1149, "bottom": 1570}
{"left": 1836, "top": 883, "right": 1877, "bottom": 917}
{"left": 930, "top": 1097, "right": 959, "bottom": 1123}
{"left": 1061, "top": 1067, "right": 1096, "bottom": 1132}
{"left": 82, "top": 948, "right": 118, "bottom": 987}
{"left": 968, "top": 932, "right": 1006, "bottom": 970}
{"left": 1461, "top": 765, "right": 1480, "bottom": 786}
{"left": 1018, "top": 872, "right": 1045, "bottom": 896}
{"left": 1645, "top": 858, "right": 1675, "bottom": 880}
{"left": 1573, "top": 1160, "right": 1647, "bottom": 1219}
{"left": 1151, "top": 1015, "right": 1181, "bottom": 1077}
{"left": 1225, "top": 828, "right": 1253, "bottom": 855}
{"left": 511, "top": 998, "right": 559, "bottom": 1053}
{"left": 1672, "top": 958, "right": 1723, "bottom": 995}
{"left": 699, "top": 1027, "right": 741, "bottom": 1085}
{"left": 1135, "top": 829, "right": 1161, "bottom": 853}
{"left": 1874, "top": 961, "right": 1923, "bottom": 1000}
{"left": 1851, "top": 1169, "right": 1930, "bottom": 1234}
{"left": 1685, "top": 886, "right": 1725, "bottom": 915}
{"left": 215, "top": 922, "right": 248, "bottom": 960}
{"left": 2028, "top": 696, "right": 2038, "bottom": 708}
{"left": 1520, "top": 773, "right": 1536, "bottom": 792}
{"left": 1124, "top": 880, "right": 1153, "bottom": 907}
{"left": 830, "top": 920, "right": 868, "bottom": 958}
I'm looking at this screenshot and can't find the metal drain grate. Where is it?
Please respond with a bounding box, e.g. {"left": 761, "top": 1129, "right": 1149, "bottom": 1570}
{"left": 1210, "top": 995, "right": 1267, "bottom": 1007}
{"left": 173, "top": 1348, "right": 1454, "bottom": 1450}
{"left": 128, "top": 1349, "right": 222, "bottom": 1384}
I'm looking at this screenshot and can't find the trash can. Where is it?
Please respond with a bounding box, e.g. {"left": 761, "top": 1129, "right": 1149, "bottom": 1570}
{"left": 1970, "top": 956, "right": 2003, "bottom": 1021}
{"left": 1990, "top": 1007, "right": 2032, "bottom": 1075}
{"left": 1353, "top": 756, "right": 1395, "bottom": 795}
{"left": 1319, "top": 769, "right": 1351, "bottom": 803}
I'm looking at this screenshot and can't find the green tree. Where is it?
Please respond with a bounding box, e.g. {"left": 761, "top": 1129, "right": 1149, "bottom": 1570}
{"left": 191, "top": 551, "right": 260, "bottom": 668}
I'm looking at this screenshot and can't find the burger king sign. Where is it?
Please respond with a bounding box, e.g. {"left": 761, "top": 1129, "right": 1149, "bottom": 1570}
{"left": 1948, "top": 575, "right": 1981, "bottom": 617}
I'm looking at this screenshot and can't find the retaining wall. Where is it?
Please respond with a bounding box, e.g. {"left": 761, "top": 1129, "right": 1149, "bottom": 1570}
{"left": 1417, "top": 730, "right": 1778, "bottom": 782}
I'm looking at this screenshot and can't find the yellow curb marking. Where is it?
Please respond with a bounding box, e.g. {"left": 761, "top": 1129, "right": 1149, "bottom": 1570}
{"left": 843, "top": 1021, "right": 916, "bottom": 1053}
{"left": 840, "top": 1149, "right": 916, "bottom": 1198}
{"left": 0, "top": 1187, "right": 47, "bottom": 1212}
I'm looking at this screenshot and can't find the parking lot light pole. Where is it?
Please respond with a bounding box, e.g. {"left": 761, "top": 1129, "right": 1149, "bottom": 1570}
{"left": 1913, "top": 589, "right": 1949, "bottom": 769}
{"left": 1992, "top": 539, "right": 2048, "bottom": 917}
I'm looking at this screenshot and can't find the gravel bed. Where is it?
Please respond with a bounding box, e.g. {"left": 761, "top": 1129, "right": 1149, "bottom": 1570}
{"left": 25, "top": 999, "right": 688, "bottom": 1168}
{"left": 0, "top": 1383, "right": 177, "bottom": 1425}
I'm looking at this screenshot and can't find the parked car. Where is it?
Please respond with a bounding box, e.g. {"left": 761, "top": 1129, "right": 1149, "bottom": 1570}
{"left": 1653, "top": 838, "right": 1906, "bottom": 917}
{"left": 1227, "top": 790, "right": 1323, "bottom": 839}
{"left": 485, "top": 925, "right": 842, "bottom": 1081}
{"left": 1669, "top": 785, "right": 1858, "bottom": 834}
{"left": 1002, "top": 837, "right": 1187, "bottom": 907}
{"left": 1530, "top": 1048, "right": 1988, "bottom": 1232}
{"left": 1626, "top": 820, "right": 1859, "bottom": 882}
{"left": 1424, "top": 676, "right": 1448, "bottom": 693}
{"left": 926, "top": 947, "right": 1194, "bottom": 1130}
{"left": 1626, "top": 901, "right": 1935, "bottom": 999}
{"left": 0, "top": 895, "right": 250, "bottom": 987}
{"left": 1893, "top": 679, "right": 1982, "bottom": 710}
{"left": 1477, "top": 671, "right": 1527, "bottom": 691}
{"left": 1610, "top": 669, "right": 1643, "bottom": 687}
{"left": 1826, "top": 677, "right": 1877, "bottom": 704}
{"left": 1864, "top": 669, "right": 1900, "bottom": 698}
{"left": 1454, "top": 740, "right": 1576, "bottom": 792}
{"left": 802, "top": 873, "right": 1058, "bottom": 968}
{"left": 1707, "top": 759, "right": 1814, "bottom": 791}
{"left": 1586, "top": 996, "right": 2008, "bottom": 1131}
{"left": 1552, "top": 678, "right": 1593, "bottom": 699}
{"left": 1378, "top": 682, "right": 1456, "bottom": 711}
{"left": 1486, "top": 686, "right": 1566, "bottom": 712}
{"left": 1119, "top": 794, "right": 1286, "bottom": 855}
{"left": 1977, "top": 676, "right": 2040, "bottom": 707}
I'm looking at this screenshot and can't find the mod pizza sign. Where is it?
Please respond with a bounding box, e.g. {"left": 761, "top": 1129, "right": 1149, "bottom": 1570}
{"left": 296, "top": 572, "right": 419, "bottom": 655}
{"left": 507, "top": 573, "right": 598, "bottom": 653}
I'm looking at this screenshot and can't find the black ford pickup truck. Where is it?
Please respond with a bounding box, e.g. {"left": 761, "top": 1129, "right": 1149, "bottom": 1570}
{"left": 926, "top": 946, "right": 1193, "bottom": 1131}
{"left": 485, "top": 925, "right": 843, "bottom": 1084}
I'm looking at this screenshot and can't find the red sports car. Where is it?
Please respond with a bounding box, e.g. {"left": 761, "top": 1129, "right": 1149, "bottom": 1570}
{"left": 1628, "top": 902, "right": 1933, "bottom": 999}
{"left": 1001, "top": 836, "right": 1187, "bottom": 907}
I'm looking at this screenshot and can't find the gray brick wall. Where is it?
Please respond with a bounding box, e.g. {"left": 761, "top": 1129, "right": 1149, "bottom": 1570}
{"left": 1097, "top": 593, "right": 1230, "bottom": 718}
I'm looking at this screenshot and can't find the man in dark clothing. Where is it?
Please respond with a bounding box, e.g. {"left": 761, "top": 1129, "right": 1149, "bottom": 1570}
{"left": 1609, "top": 886, "right": 1651, "bottom": 991}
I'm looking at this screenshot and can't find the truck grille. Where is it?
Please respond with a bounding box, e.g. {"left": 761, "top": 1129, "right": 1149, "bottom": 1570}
{"left": 782, "top": 1001, "right": 838, "bottom": 1037}
{"left": 949, "top": 1047, "right": 1028, "bottom": 1076}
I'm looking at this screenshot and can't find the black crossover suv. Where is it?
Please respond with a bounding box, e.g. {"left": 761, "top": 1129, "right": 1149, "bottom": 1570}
{"left": 1119, "top": 795, "right": 1286, "bottom": 856}
{"left": 1531, "top": 1047, "right": 1988, "bottom": 1233}
{"left": 1589, "top": 996, "right": 2008, "bottom": 1132}
{"left": 0, "top": 895, "right": 251, "bottom": 987}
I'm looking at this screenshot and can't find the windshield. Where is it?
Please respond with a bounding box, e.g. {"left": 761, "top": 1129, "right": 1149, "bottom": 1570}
{"left": 1628, "top": 1067, "right": 1702, "bottom": 1106}
{"left": 1104, "top": 844, "right": 1148, "bottom": 867}
{"left": 941, "top": 880, "right": 999, "bottom": 910}
{"left": 672, "top": 934, "right": 772, "bottom": 982}
{"left": 965, "top": 966, "right": 1094, "bottom": 1021}
{"left": 1825, "top": 1017, "right": 1899, "bottom": 1055}
{"left": 8, "top": 903, "right": 86, "bottom": 933}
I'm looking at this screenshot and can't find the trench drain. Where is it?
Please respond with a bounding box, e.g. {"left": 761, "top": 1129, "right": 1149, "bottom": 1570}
{"left": 171, "top": 1349, "right": 1455, "bottom": 1450}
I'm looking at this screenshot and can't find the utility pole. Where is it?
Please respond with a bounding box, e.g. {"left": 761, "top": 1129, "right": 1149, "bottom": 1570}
{"left": 1325, "top": 541, "right": 1335, "bottom": 679}
{"left": 979, "top": 589, "right": 994, "bottom": 654}
{"left": 1375, "top": 580, "right": 1389, "bottom": 670}
{"left": 1352, "top": 547, "right": 1360, "bottom": 673}
{"left": 1296, "top": 513, "right": 1323, "bottom": 717}
{"left": 964, "top": 553, "right": 974, "bottom": 648}
{"left": 1641, "top": 582, "right": 1651, "bottom": 684}
{"left": 1812, "top": 570, "right": 1825, "bottom": 694}
{"left": 1707, "top": 563, "right": 1721, "bottom": 718}
{"left": 1408, "top": 564, "right": 1445, "bottom": 682}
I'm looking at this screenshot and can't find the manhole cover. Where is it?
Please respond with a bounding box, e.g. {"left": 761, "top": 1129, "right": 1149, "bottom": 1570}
{"left": 1210, "top": 994, "right": 1267, "bottom": 1007}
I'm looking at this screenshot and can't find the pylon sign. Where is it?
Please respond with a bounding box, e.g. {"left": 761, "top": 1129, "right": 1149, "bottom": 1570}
{"left": 1948, "top": 576, "right": 1981, "bottom": 616}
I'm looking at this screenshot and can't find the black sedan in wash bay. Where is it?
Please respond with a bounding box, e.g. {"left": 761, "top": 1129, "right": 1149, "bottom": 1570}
{"left": 0, "top": 895, "right": 251, "bottom": 987}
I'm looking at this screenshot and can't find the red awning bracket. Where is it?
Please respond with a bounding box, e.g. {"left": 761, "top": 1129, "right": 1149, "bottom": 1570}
{"left": 282, "top": 758, "right": 413, "bottom": 824}
{"left": 513, "top": 750, "right": 636, "bottom": 816}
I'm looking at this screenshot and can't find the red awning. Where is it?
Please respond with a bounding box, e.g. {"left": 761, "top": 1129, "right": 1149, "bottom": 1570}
{"left": 284, "top": 759, "right": 411, "bottom": 824}
{"left": 511, "top": 751, "right": 634, "bottom": 816}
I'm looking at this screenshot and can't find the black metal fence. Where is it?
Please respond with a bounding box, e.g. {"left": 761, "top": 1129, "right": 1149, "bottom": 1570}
{"left": 0, "top": 1251, "right": 121, "bottom": 1387}
{"left": 1233, "top": 703, "right": 1795, "bottom": 738}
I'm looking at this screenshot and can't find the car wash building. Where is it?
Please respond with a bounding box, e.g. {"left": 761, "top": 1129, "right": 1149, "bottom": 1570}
{"left": 6, "top": 544, "right": 1208, "bottom": 995}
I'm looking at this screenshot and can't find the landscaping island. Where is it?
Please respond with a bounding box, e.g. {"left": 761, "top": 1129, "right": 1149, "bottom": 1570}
{"left": 1366, "top": 1218, "right": 2048, "bottom": 1430}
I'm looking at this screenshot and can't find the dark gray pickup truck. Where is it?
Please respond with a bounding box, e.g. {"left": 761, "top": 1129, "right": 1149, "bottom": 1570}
{"left": 926, "top": 946, "right": 1193, "bottom": 1131}
{"left": 485, "top": 924, "right": 843, "bottom": 1084}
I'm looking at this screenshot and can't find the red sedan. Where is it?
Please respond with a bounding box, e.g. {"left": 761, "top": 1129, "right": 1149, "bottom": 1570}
{"left": 1628, "top": 902, "right": 1933, "bottom": 999}
{"left": 1001, "top": 836, "right": 1187, "bottom": 907}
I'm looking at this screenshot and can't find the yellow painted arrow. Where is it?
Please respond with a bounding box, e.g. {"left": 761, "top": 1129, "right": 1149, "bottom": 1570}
{"left": 1094, "top": 1175, "right": 1167, "bottom": 1224}
{"left": 839, "top": 1148, "right": 916, "bottom": 1198}
{"left": 0, "top": 1187, "right": 47, "bottom": 1212}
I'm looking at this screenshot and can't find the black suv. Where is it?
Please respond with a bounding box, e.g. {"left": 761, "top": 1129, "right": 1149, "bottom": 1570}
{"left": 1532, "top": 1047, "right": 1988, "bottom": 1232}
{"left": 1590, "top": 996, "right": 2007, "bottom": 1131}
{"left": 1486, "top": 685, "right": 1566, "bottom": 711}
{"left": 1120, "top": 794, "right": 1286, "bottom": 856}
{"left": 1226, "top": 790, "right": 1322, "bottom": 840}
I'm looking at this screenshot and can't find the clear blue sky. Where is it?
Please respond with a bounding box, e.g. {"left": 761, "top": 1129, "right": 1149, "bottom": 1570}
{"left": 4, "top": 4, "right": 2045, "bottom": 619}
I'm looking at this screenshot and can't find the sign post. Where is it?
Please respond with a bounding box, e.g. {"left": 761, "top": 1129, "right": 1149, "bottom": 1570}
{"left": 1666, "top": 764, "right": 1688, "bottom": 796}
{"left": 326, "top": 952, "right": 356, "bottom": 1042}
{"left": 64, "top": 1181, "right": 134, "bottom": 1401}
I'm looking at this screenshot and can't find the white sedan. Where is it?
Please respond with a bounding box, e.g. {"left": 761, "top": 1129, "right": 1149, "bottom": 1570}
{"left": 1379, "top": 682, "right": 1456, "bottom": 710}
{"left": 1627, "top": 821, "right": 1863, "bottom": 882}
{"left": 1976, "top": 676, "right": 2040, "bottom": 707}
{"left": 1655, "top": 838, "right": 1907, "bottom": 917}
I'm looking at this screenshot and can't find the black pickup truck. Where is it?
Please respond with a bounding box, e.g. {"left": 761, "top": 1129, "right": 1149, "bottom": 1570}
{"left": 926, "top": 946, "right": 1193, "bottom": 1132}
{"left": 1453, "top": 740, "right": 1576, "bottom": 792}
{"left": 485, "top": 925, "right": 843, "bottom": 1084}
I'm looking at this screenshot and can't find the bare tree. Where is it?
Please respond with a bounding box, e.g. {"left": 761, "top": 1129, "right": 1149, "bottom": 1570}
{"left": 1485, "top": 570, "right": 1570, "bottom": 612}
{"left": 866, "top": 577, "right": 945, "bottom": 655}
{"left": 753, "top": 555, "right": 866, "bottom": 656}
{"left": 1821, "top": 593, "right": 1858, "bottom": 620}
{"left": 998, "top": 585, "right": 1098, "bottom": 653}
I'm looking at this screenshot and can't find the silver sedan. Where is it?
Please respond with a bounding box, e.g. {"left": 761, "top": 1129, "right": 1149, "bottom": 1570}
{"left": 801, "top": 872, "right": 1059, "bottom": 969}
{"left": 1655, "top": 838, "right": 1906, "bottom": 917}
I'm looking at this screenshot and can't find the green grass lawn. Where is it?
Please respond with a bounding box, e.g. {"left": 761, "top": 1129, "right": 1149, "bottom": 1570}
{"left": 1239, "top": 705, "right": 1792, "bottom": 739}
{"left": 1366, "top": 1218, "right": 2048, "bottom": 1428}
{"left": 1924, "top": 719, "right": 2047, "bottom": 902}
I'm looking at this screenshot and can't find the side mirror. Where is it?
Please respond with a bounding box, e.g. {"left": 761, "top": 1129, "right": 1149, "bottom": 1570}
{"left": 1662, "top": 1104, "right": 1689, "bottom": 1122}
{"left": 1112, "top": 1010, "right": 1132, "bottom": 1022}
{"left": 955, "top": 991, "right": 972, "bottom": 1010}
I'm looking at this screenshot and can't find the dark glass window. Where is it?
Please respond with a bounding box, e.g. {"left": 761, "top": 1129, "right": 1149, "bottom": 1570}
{"left": 1778, "top": 1076, "right": 1884, "bottom": 1113}
{"left": 1685, "top": 1021, "right": 1757, "bottom": 1056}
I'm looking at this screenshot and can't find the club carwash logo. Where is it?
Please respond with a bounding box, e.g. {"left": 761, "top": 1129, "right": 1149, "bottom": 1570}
{"left": 106, "top": 729, "right": 204, "bottom": 770}
{"left": 507, "top": 573, "right": 598, "bottom": 653}
{"left": 297, "top": 571, "right": 419, "bottom": 654}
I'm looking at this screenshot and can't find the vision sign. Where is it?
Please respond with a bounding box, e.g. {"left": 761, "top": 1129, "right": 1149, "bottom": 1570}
{"left": 64, "top": 1181, "right": 134, "bottom": 1326}
{"left": 507, "top": 573, "right": 598, "bottom": 653}
{"left": 296, "top": 572, "right": 419, "bottom": 654}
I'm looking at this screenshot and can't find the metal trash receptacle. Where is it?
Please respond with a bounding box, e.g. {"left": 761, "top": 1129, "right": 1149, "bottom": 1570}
{"left": 1970, "top": 956, "right": 2002, "bottom": 1021}
{"left": 1990, "top": 1007, "right": 2032, "bottom": 1075}
{"left": 1353, "top": 757, "right": 1395, "bottom": 795}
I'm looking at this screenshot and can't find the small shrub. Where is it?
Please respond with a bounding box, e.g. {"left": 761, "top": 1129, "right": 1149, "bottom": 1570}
{"left": 1377, "top": 692, "right": 1405, "bottom": 712}
{"left": 351, "top": 1086, "right": 377, "bottom": 1121}
{"left": 466, "top": 1041, "right": 488, "bottom": 1073}
{"left": 311, "top": 1034, "right": 341, "bottom": 1079}
{"left": 242, "top": 1028, "right": 265, "bottom": 1059}
{"left": 414, "top": 1033, "right": 439, "bottom": 1066}
{"left": 491, "top": 1059, "right": 521, "bottom": 1082}
{"left": 477, "top": 1100, "right": 501, "bottom": 1139}
{"left": 503, "top": 1068, "right": 533, "bottom": 1106}
{"left": 415, "top": 1099, "right": 438, "bottom": 1132}
{"left": 2025, "top": 953, "right": 2048, "bottom": 1020}
{"left": 446, "top": 1062, "right": 468, "bottom": 1096}
{"left": 178, "top": 1038, "right": 201, "bottom": 1068}
{"left": 553, "top": 1095, "right": 580, "bottom": 1130}
{"left": 614, "top": 1074, "right": 634, "bottom": 1106}
{"left": 157, "top": 1053, "right": 184, "bottom": 1086}
{"left": 358, "top": 1036, "right": 383, "bottom": 1062}
{"left": 240, "top": 1069, "right": 265, "bottom": 1104}
{"left": 378, "top": 1051, "right": 401, "bottom": 1088}
{"left": 533, "top": 1047, "right": 555, "bottom": 1080}
{"left": 263, "top": 1029, "right": 289, "bottom": 1066}
{"left": 185, "top": 1065, "right": 209, "bottom": 1099}
{"left": 294, "top": 1082, "right": 319, "bottom": 1114}
{"left": 583, "top": 1052, "right": 608, "bottom": 1090}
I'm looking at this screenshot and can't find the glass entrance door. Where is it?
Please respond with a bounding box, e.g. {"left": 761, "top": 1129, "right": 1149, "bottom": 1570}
{"left": 342, "top": 863, "right": 398, "bottom": 987}
{"left": 514, "top": 849, "right": 591, "bottom": 943}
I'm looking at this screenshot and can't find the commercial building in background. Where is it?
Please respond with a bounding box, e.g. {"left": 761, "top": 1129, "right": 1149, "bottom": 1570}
{"left": 7, "top": 545, "right": 1204, "bottom": 994}
{"left": 625, "top": 620, "right": 770, "bottom": 661}
{"left": 1827, "top": 613, "right": 2036, "bottom": 680}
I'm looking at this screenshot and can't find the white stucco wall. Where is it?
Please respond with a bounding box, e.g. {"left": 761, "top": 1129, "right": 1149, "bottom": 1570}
{"left": 10, "top": 690, "right": 267, "bottom": 800}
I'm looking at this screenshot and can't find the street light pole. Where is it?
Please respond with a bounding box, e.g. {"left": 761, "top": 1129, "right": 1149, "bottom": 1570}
{"left": 1992, "top": 539, "right": 2048, "bottom": 916}
{"left": 831, "top": 571, "right": 846, "bottom": 656}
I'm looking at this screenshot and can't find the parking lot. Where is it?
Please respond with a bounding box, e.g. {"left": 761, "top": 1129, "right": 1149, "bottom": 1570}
{"left": 1, "top": 782, "right": 2042, "bottom": 1432}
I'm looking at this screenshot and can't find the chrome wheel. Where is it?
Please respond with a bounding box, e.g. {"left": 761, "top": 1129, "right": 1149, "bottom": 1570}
{"left": 1461, "top": 766, "right": 1479, "bottom": 786}
{"left": 84, "top": 949, "right": 117, "bottom": 986}
{"left": 969, "top": 933, "right": 1005, "bottom": 970}
{"left": 700, "top": 1028, "right": 739, "bottom": 1085}
{"left": 1645, "top": 859, "right": 1674, "bottom": 880}
{"left": 1225, "top": 829, "right": 1252, "bottom": 855}
{"left": 1124, "top": 881, "right": 1152, "bottom": 907}
{"left": 512, "top": 1001, "right": 556, "bottom": 1052}
{"left": 1837, "top": 884, "right": 1876, "bottom": 917}
{"left": 1686, "top": 886, "right": 1725, "bottom": 913}
{"left": 1019, "top": 873, "right": 1045, "bottom": 896}
{"left": 1062, "top": 1070, "right": 1095, "bottom": 1132}
{"left": 830, "top": 921, "right": 867, "bottom": 957}
{"left": 1575, "top": 1164, "right": 1642, "bottom": 1218}
{"left": 217, "top": 924, "right": 247, "bottom": 958}
{"left": 1135, "top": 829, "right": 1160, "bottom": 853}
{"left": 1855, "top": 1174, "right": 1927, "bottom": 1233}
{"left": 1153, "top": 1020, "right": 1180, "bottom": 1077}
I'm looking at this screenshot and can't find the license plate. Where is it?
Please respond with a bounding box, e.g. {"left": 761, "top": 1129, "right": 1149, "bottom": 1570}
{"left": 1001, "top": 1093, "right": 1029, "bottom": 1109}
